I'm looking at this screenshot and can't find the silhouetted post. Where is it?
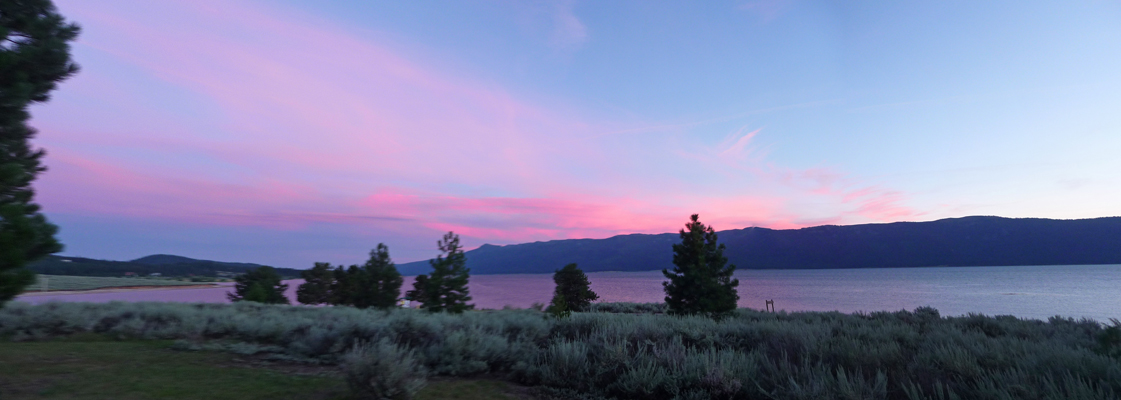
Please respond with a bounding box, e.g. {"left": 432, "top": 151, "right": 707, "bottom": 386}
{"left": 765, "top": 299, "right": 774, "bottom": 312}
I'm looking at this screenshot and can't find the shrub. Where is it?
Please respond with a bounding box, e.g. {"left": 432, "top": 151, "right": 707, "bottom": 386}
{"left": 1098, "top": 318, "right": 1121, "bottom": 358}
{"left": 342, "top": 338, "right": 427, "bottom": 400}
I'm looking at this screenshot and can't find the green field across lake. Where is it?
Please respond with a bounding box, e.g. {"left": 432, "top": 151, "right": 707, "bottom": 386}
{"left": 27, "top": 275, "right": 214, "bottom": 292}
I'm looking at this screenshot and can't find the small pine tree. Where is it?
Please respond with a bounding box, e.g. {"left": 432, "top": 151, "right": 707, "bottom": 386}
{"left": 662, "top": 214, "right": 739, "bottom": 317}
{"left": 552, "top": 263, "right": 598, "bottom": 312}
{"left": 361, "top": 243, "right": 403, "bottom": 309}
{"left": 416, "top": 232, "right": 472, "bottom": 313}
{"left": 296, "top": 262, "right": 334, "bottom": 305}
{"left": 228, "top": 266, "right": 289, "bottom": 304}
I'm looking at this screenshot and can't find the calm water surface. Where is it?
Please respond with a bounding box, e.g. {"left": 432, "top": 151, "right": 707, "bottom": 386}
{"left": 17, "top": 265, "right": 1121, "bottom": 322}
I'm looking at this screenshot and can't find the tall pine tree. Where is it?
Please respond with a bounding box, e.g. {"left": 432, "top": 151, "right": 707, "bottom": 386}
{"left": 0, "top": 0, "right": 79, "bottom": 306}
{"left": 415, "top": 232, "right": 472, "bottom": 313}
{"left": 662, "top": 214, "right": 739, "bottom": 317}
{"left": 359, "top": 243, "right": 402, "bottom": 309}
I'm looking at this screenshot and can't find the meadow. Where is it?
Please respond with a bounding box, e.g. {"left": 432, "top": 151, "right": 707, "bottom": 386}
{"left": 25, "top": 275, "right": 214, "bottom": 292}
{"left": 2, "top": 302, "right": 1119, "bottom": 399}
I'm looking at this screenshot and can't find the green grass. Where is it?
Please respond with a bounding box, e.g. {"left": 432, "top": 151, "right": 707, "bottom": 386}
{"left": 0, "top": 339, "right": 347, "bottom": 400}
{"left": 0, "top": 337, "right": 531, "bottom": 400}
{"left": 26, "top": 275, "right": 213, "bottom": 292}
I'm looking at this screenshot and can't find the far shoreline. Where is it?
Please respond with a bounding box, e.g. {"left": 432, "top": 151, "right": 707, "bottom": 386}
{"left": 19, "top": 283, "right": 224, "bottom": 297}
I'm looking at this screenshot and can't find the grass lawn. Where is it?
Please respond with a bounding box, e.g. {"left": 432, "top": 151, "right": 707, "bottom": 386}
{"left": 0, "top": 337, "right": 531, "bottom": 400}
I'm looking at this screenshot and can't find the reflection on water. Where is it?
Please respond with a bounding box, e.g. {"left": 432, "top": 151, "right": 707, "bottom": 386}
{"left": 16, "top": 264, "right": 1121, "bottom": 322}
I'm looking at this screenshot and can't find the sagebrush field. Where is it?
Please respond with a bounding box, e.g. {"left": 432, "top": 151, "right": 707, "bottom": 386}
{"left": 3, "top": 302, "right": 1120, "bottom": 399}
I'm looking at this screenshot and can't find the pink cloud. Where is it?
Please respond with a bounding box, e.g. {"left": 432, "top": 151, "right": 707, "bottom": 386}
{"left": 36, "top": 0, "right": 925, "bottom": 255}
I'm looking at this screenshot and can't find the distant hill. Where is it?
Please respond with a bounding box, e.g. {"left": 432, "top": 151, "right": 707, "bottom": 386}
{"left": 27, "top": 254, "right": 302, "bottom": 278}
{"left": 131, "top": 254, "right": 267, "bottom": 270}
{"left": 131, "top": 254, "right": 211, "bottom": 265}
{"left": 397, "top": 216, "right": 1121, "bottom": 275}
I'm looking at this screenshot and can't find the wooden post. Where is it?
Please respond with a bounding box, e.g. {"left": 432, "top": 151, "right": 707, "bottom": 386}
{"left": 765, "top": 299, "right": 774, "bottom": 312}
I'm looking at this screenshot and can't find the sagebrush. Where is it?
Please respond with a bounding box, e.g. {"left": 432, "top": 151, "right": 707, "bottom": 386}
{"left": 2, "top": 302, "right": 1119, "bottom": 399}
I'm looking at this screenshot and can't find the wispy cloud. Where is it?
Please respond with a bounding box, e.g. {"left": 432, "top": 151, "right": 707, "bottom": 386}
{"left": 550, "top": 0, "right": 588, "bottom": 50}
{"left": 38, "top": 0, "right": 922, "bottom": 263}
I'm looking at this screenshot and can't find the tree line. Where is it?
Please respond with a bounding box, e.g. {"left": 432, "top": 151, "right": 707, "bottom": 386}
{"left": 228, "top": 214, "right": 740, "bottom": 318}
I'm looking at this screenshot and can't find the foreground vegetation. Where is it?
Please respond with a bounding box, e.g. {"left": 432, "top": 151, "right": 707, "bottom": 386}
{"left": 2, "top": 302, "right": 1119, "bottom": 399}
{"left": 0, "top": 338, "right": 528, "bottom": 400}
{"left": 0, "top": 338, "right": 346, "bottom": 399}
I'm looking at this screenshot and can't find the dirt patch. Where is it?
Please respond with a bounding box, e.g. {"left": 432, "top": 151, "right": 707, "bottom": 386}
{"left": 224, "top": 355, "right": 342, "bottom": 377}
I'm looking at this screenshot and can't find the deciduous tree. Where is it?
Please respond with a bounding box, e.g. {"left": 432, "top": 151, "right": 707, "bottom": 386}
{"left": 0, "top": 0, "right": 79, "bottom": 306}
{"left": 662, "top": 214, "right": 739, "bottom": 317}
{"left": 228, "top": 266, "right": 289, "bottom": 304}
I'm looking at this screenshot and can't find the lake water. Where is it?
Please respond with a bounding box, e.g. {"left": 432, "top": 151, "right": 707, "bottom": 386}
{"left": 16, "top": 264, "right": 1121, "bottom": 322}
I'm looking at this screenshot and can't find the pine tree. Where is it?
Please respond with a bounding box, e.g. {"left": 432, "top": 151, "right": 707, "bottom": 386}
{"left": 405, "top": 274, "right": 428, "bottom": 304}
{"left": 416, "top": 232, "right": 472, "bottom": 313}
{"left": 299, "top": 244, "right": 401, "bottom": 309}
{"left": 330, "top": 264, "right": 362, "bottom": 306}
{"left": 551, "top": 263, "right": 598, "bottom": 312}
{"left": 228, "top": 266, "right": 289, "bottom": 304}
{"left": 662, "top": 214, "right": 739, "bottom": 317}
{"left": 296, "top": 262, "right": 334, "bottom": 305}
{"left": 360, "top": 243, "right": 403, "bottom": 309}
{"left": 0, "top": 0, "right": 80, "bottom": 306}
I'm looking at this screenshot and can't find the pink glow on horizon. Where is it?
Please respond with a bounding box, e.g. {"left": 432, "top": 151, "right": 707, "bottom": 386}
{"left": 36, "top": 0, "right": 928, "bottom": 256}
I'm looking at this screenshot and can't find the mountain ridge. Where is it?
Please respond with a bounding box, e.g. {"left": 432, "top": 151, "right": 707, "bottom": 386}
{"left": 397, "top": 216, "right": 1121, "bottom": 275}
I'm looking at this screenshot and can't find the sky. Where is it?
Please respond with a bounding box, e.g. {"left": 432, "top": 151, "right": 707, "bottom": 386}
{"left": 32, "top": 0, "right": 1121, "bottom": 267}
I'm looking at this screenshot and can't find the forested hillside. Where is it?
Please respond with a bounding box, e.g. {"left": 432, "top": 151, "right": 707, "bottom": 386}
{"left": 27, "top": 254, "right": 302, "bottom": 278}
{"left": 398, "top": 216, "right": 1121, "bottom": 275}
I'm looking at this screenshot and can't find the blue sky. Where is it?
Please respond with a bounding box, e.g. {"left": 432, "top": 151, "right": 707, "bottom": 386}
{"left": 31, "top": 0, "right": 1121, "bottom": 267}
